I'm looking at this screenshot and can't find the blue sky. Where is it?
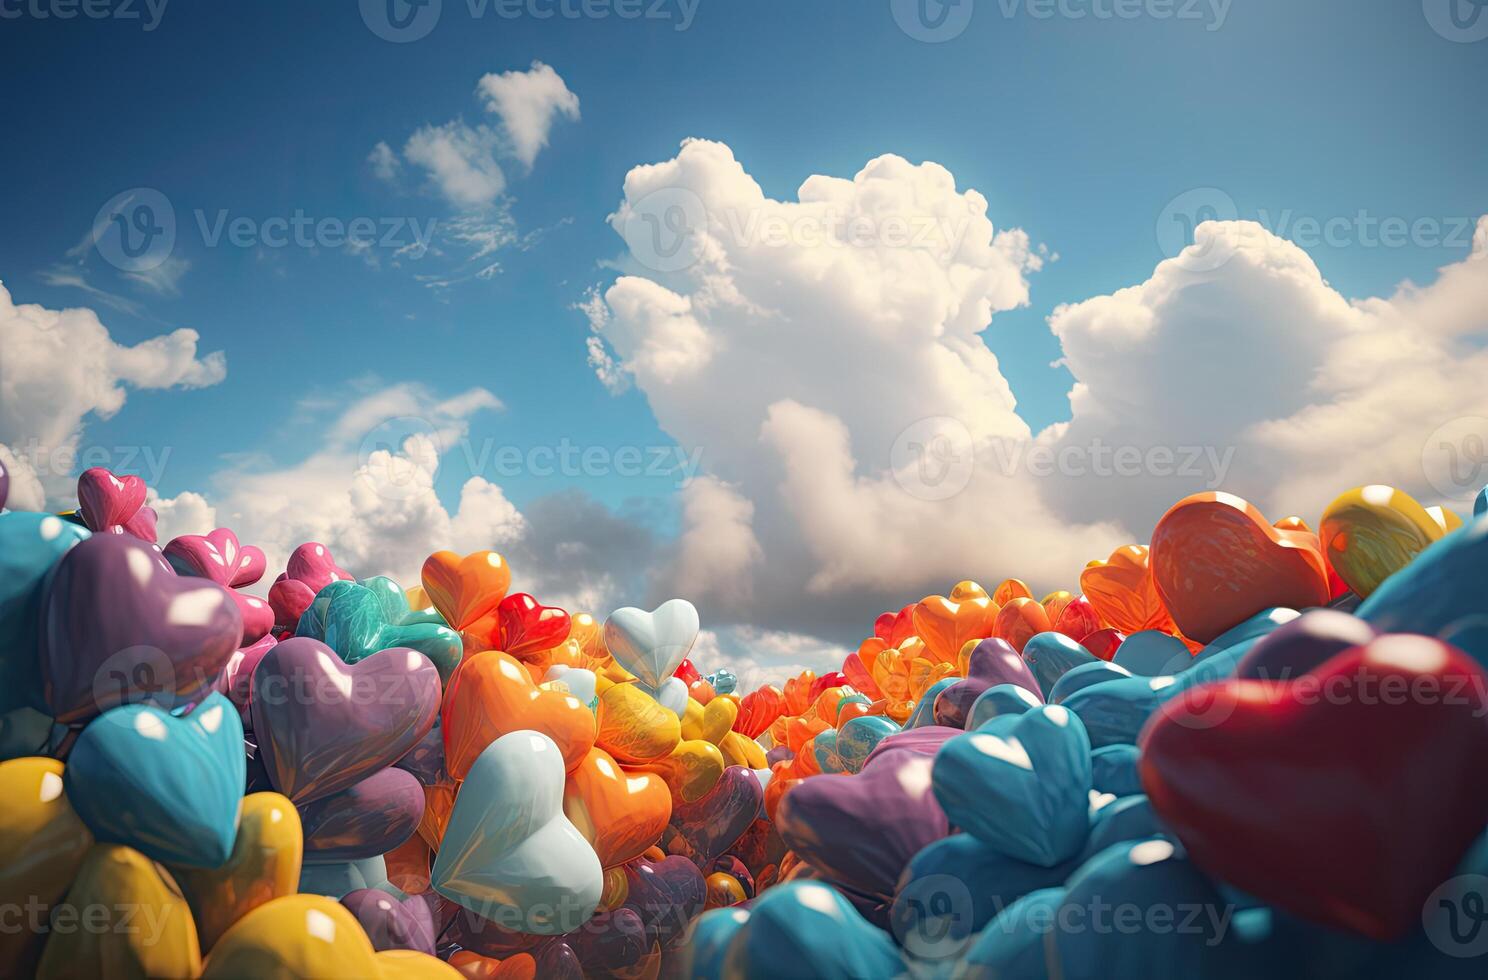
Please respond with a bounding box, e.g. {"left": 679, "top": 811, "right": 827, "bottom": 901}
{"left": 3, "top": 0, "right": 1486, "bottom": 675}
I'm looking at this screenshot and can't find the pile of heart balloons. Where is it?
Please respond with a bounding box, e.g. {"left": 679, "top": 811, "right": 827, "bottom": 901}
{"left": 3, "top": 465, "right": 1488, "bottom": 978}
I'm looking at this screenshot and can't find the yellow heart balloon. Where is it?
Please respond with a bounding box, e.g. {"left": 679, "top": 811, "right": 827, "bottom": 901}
{"left": 172, "top": 792, "right": 303, "bottom": 950}
{"left": 595, "top": 683, "right": 681, "bottom": 764}
{"left": 35, "top": 844, "right": 201, "bottom": 979}
{"left": 0, "top": 757, "right": 93, "bottom": 976}
{"left": 636, "top": 739, "right": 725, "bottom": 803}
{"left": 375, "top": 948, "right": 464, "bottom": 978}
{"left": 202, "top": 895, "right": 379, "bottom": 979}
{"left": 719, "top": 730, "right": 767, "bottom": 770}
{"left": 681, "top": 697, "right": 737, "bottom": 745}
{"left": 1320, "top": 485, "right": 1447, "bottom": 598}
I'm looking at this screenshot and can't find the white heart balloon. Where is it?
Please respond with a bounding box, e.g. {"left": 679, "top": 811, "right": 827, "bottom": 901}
{"left": 603, "top": 598, "right": 700, "bottom": 689}
{"left": 643, "top": 676, "right": 689, "bottom": 718}
{"left": 431, "top": 731, "right": 602, "bottom": 934}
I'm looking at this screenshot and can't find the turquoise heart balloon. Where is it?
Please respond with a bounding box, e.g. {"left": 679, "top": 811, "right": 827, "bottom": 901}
{"left": 721, "top": 882, "right": 903, "bottom": 979}
{"left": 1112, "top": 630, "right": 1190, "bottom": 676}
{"left": 959, "top": 887, "right": 1065, "bottom": 979}
{"left": 903, "top": 677, "right": 956, "bottom": 729}
{"left": 680, "top": 905, "right": 750, "bottom": 980}
{"left": 296, "top": 579, "right": 462, "bottom": 683}
{"left": 966, "top": 683, "right": 1043, "bottom": 730}
{"left": 1022, "top": 631, "right": 1099, "bottom": 695}
{"left": 1090, "top": 744, "right": 1142, "bottom": 797}
{"left": 432, "top": 730, "right": 602, "bottom": 935}
{"left": 0, "top": 513, "right": 89, "bottom": 717}
{"left": 64, "top": 693, "right": 245, "bottom": 867}
{"left": 932, "top": 704, "right": 1092, "bottom": 867}
{"left": 834, "top": 715, "right": 899, "bottom": 774}
{"left": 812, "top": 728, "right": 845, "bottom": 774}
{"left": 1049, "top": 660, "right": 1133, "bottom": 703}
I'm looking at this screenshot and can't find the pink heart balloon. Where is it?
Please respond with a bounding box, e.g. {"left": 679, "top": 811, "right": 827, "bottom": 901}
{"left": 164, "top": 528, "right": 267, "bottom": 588}
{"left": 269, "top": 543, "right": 353, "bottom": 635}
{"left": 76, "top": 467, "right": 156, "bottom": 542}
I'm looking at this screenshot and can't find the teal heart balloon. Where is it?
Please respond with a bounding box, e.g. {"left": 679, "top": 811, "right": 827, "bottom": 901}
{"left": 1049, "top": 660, "right": 1133, "bottom": 703}
{"left": 932, "top": 704, "right": 1093, "bottom": 867}
{"left": 1112, "top": 630, "right": 1190, "bottom": 676}
{"left": 680, "top": 905, "right": 750, "bottom": 980}
{"left": 64, "top": 692, "right": 245, "bottom": 867}
{"left": 1022, "top": 631, "right": 1099, "bottom": 695}
{"left": 834, "top": 715, "right": 899, "bottom": 774}
{"left": 296, "top": 579, "right": 462, "bottom": 683}
{"left": 432, "top": 730, "right": 602, "bottom": 935}
{"left": 720, "top": 881, "right": 903, "bottom": 979}
{"left": 903, "top": 677, "right": 956, "bottom": 729}
{"left": 966, "top": 683, "right": 1043, "bottom": 730}
{"left": 812, "top": 727, "right": 845, "bottom": 774}
{"left": 959, "top": 887, "right": 1065, "bottom": 979}
{"left": 0, "top": 512, "right": 90, "bottom": 717}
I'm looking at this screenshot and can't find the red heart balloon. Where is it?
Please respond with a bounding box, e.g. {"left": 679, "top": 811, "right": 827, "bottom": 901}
{"left": 874, "top": 604, "right": 916, "bottom": 647}
{"left": 734, "top": 686, "right": 784, "bottom": 739}
{"left": 76, "top": 467, "right": 149, "bottom": 537}
{"left": 496, "top": 593, "right": 571, "bottom": 658}
{"left": 1140, "top": 634, "right": 1488, "bottom": 940}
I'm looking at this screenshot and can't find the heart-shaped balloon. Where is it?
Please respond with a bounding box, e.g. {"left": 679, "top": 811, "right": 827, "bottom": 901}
{"left": 733, "top": 685, "right": 785, "bottom": 739}
{"left": 497, "top": 592, "right": 572, "bottom": 658}
{"left": 36, "top": 843, "right": 202, "bottom": 978}
{"left": 1048, "top": 659, "right": 1134, "bottom": 703}
{"left": 777, "top": 741, "right": 951, "bottom": 902}
{"left": 201, "top": 894, "right": 381, "bottom": 978}
{"left": 341, "top": 887, "right": 437, "bottom": 954}
{"left": 1319, "top": 485, "right": 1447, "bottom": 599}
{"left": 665, "top": 766, "right": 762, "bottom": 865}
{"left": 65, "top": 694, "right": 245, "bottom": 868}
{"left": 0, "top": 757, "right": 93, "bottom": 974}
{"left": 1140, "top": 634, "right": 1488, "bottom": 939}
{"left": 1080, "top": 545, "right": 1176, "bottom": 636}
{"left": 932, "top": 704, "right": 1092, "bottom": 866}
{"left": 300, "top": 766, "right": 424, "bottom": 862}
{"left": 713, "top": 881, "right": 903, "bottom": 979}
{"left": 967, "top": 683, "right": 1045, "bottom": 729}
{"left": 443, "top": 650, "right": 595, "bottom": 779}
{"left": 1150, "top": 493, "right": 1330, "bottom": 643}
{"left": 0, "top": 512, "right": 89, "bottom": 719}
{"left": 821, "top": 715, "right": 898, "bottom": 774}
{"left": 913, "top": 581, "right": 1000, "bottom": 663}
{"left": 420, "top": 549, "right": 511, "bottom": 632}
{"left": 432, "top": 730, "right": 603, "bottom": 935}
{"left": 296, "top": 580, "right": 463, "bottom": 683}
{"left": 563, "top": 746, "right": 672, "bottom": 868}
{"left": 594, "top": 680, "right": 680, "bottom": 765}
{"left": 164, "top": 527, "right": 267, "bottom": 589}
{"left": 543, "top": 664, "right": 597, "bottom": 708}
{"left": 1051, "top": 593, "right": 1102, "bottom": 644}
{"left": 1234, "top": 608, "right": 1377, "bottom": 681}
{"left": 42, "top": 533, "right": 243, "bottom": 724}
{"left": 172, "top": 792, "right": 302, "bottom": 950}
{"left": 1111, "top": 629, "right": 1190, "bottom": 676}
{"left": 638, "top": 738, "right": 726, "bottom": 802}
{"left": 621, "top": 853, "right": 707, "bottom": 951}
{"left": 603, "top": 599, "right": 700, "bottom": 689}
{"left": 1021, "top": 630, "right": 1099, "bottom": 695}
{"left": 267, "top": 542, "right": 353, "bottom": 635}
{"left": 217, "top": 633, "right": 277, "bottom": 726}
{"left": 252, "top": 639, "right": 440, "bottom": 804}
{"left": 992, "top": 597, "right": 1053, "bottom": 653}
{"left": 933, "top": 638, "right": 1028, "bottom": 729}
{"left": 1358, "top": 515, "right": 1488, "bottom": 667}
{"left": 75, "top": 466, "right": 151, "bottom": 539}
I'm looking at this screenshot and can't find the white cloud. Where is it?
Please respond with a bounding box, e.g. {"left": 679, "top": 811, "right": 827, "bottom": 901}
{"left": 403, "top": 121, "right": 507, "bottom": 211}
{"left": 671, "top": 476, "right": 763, "bottom": 602}
{"left": 691, "top": 626, "right": 852, "bottom": 694}
{"left": 477, "top": 61, "right": 580, "bottom": 170}
{"left": 0, "top": 280, "right": 226, "bottom": 503}
{"left": 368, "top": 141, "right": 401, "bottom": 182}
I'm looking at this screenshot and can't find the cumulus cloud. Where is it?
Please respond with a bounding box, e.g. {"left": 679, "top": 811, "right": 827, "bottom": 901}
{"left": 403, "top": 121, "right": 508, "bottom": 211}
{"left": 0, "top": 281, "right": 226, "bottom": 504}
{"left": 477, "top": 61, "right": 581, "bottom": 170}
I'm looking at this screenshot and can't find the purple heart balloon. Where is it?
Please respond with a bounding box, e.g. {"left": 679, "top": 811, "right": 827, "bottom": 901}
{"left": 300, "top": 766, "right": 425, "bottom": 862}
{"left": 666, "top": 766, "right": 763, "bottom": 866}
{"left": 862, "top": 724, "right": 961, "bottom": 768}
{"left": 341, "top": 887, "right": 437, "bottom": 954}
{"left": 623, "top": 854, "right": 706, "bottom": 951}
{"left": 164, "top": 527, "right": 267, "bottom": 588}
{"left": 776, "top": 745, "right": 951, "bottom": 903}
{"left": 934, "top": 638, "right": 1037, "bottom": 729}
{"left": 563, "top": 907, "right": 648, "bottom": 972}
{"left": 41, "top": 534, "right": 244, "bottom": 724}
{"left": 251, "top": 638, "right": 440, "bottom": 804}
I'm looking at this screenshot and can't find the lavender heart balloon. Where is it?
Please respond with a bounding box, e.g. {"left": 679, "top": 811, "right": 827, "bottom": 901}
{"left": 251, "top": 638, "right": 440, "bottom": 804}
{"left": 341, "top": 887, "right": 437, "bottom": 954}
{"left": 42, "top": 533, "right": 243, "bottom": 724}
{"left": 300, "top": 766, "right": 425, "bottom": 862}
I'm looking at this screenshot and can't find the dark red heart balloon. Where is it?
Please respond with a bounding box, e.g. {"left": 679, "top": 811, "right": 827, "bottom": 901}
{"left": 1140, "top": 634, "right": 1488, "bottom": 940}
{"left": 497, "top": 592, "right": 571, "bottom": 657}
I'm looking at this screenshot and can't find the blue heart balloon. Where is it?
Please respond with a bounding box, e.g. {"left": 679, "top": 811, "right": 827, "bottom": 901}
{"left": 1360, "top": 519, "right": 1488, "bottom": 670}
{"left": 1021, "top": 632, "right": 1099, "bottom": 695}
{"left": 1079, "top": 795, "right": 1170, "bottom": 863}
{"left": 0, "top": 513, "right": 90, "bottom": 716}
{"left": 904, "top": 677, "right": 957, "bottom": 729}
{"left": 933, "top": 704, "right": 1092, "bottom": 867}
{"left": 1477, "top": 486, "right": 1487, "bottom": 518}
{"left": 1049, "top": 660, "right": 1134, "bottom": 703}
{"left": 681, "top": 906, "right": 751, "bottom": 979}
{"left": 1062, "top": 674, "right": 1177, "bottom": 747}
{"left": 705, "top": 669, "right": 737, "bottom": 695}
{"left": 1091, "top": 744, "right": 1143, "bottom": 796}
{"left": 64, "top": 692, "right": 245, "bottom": 868}
{"left": 1047, "top": 838, "right": 1231, "bottom": 979}
{"left": 299, "top": 856, "right": 388, "bottom": 899}
{"left": 722, "top": 881, "right": 903, "bottom": 979}
{"left": 958, "top": 887, "right": 1064, "bottom": 979}
{"left": 966, "top": 683, "right": 1043, "bottom": 730}
{"left": 1113, "top": 630, "right": 1191, "bottom": 676}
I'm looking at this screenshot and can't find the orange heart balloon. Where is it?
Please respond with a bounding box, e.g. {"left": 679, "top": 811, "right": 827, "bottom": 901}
{"left": 783, "top": 672, "right": 817, "bottom": 716}
{"left": 636, "top": 739, "right": 726, "bottom": 803}
{"left": 595, "top": 683, "right": 681, "bottom": 765}
{"left": 417, "top": 777, "right": 457, "bottom": 850}
{"left": 705, "top": 872, "right": 747, "bottom": 909}
{"left": 993, "top": 597, "right": 1052, "bottom": 653}
{"left": 442, "top": 651, "right": 596, "bottom": 779}
{"left": 1080, "top": 545, "right": 1176, "bottom": 636}
{"left": 450, "top": 950, "right": 537, "bottom": 979}
{"left": 1151, "top": 492, "right": 1331, "bottom": 643}
{"left": 688, "top": 679, "right": 717, "bottom": 705}
{"left": 568, "top": 613, "right": 608, "bottom": 664}
{"left": 0, "top": 758, "right": 93, "bottom": 975}
{"left": 992, "top": 578, "right": 1033, "bottom": 606}
{"left": 172, "top": 792, "right": 302, "bottom": 950}
{"left": 564, "top": 747, "right": 672, "bottom": 868}
{"left": 843, "top": 640, "right": 885, "bottom": 698}
{"left": 421, "top": 550, "right": 512, "bottom": 632}
{"left": 913, "top": 582, "right": 1000, "bottom": 664}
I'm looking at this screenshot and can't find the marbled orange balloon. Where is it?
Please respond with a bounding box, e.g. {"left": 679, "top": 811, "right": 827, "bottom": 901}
{"left": 912, "top": 582, "right": 1000, "bottom": 664}
{"left": 783, "top": 671, "right": 818, "bottom": 716}
{"left": 563, "top": 747, "right": 671, "bottom": 868}
{"left": 734, "top": 686, "right": 785, "bottom": 739}
{"left": 992, "top": 578, "right": 1033, "bottom": 606}
{"left": 1080, "top": 545, "right": 1176, "bottom": 636}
